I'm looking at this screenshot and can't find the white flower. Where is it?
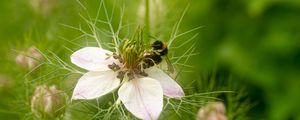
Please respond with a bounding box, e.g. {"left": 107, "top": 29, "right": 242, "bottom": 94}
{"left": 71, "top": 47, "right": 185, "bottom": 120}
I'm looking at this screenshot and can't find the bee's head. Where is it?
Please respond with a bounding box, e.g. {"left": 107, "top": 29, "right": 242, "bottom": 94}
{"left": 151, "top": 40, "right": 168, "bottom": 56}
{"left": 151, "top": 40, "right": 167, "bottom": 50}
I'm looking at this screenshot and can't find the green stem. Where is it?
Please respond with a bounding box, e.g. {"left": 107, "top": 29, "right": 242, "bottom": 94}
{"left": 145, "top": 0, "right": 150, "bottom": 43}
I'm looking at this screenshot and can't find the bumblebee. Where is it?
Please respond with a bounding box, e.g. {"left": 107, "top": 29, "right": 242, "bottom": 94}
{"left": 142, "top": 40, "right": 174, "bottom": 73}
{"left": 151, "top": 40, "right": 168, "bottom": 56}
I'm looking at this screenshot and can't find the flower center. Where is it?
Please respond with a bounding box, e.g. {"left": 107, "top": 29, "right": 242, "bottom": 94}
{"left": 107, "top": 53, "right": 148, "bottom": 80}
{"left": 121, "top": 32, "right": 145, "bottom": 69}
{"left": 107, "top": 27, "right": 150, "bottom": 80}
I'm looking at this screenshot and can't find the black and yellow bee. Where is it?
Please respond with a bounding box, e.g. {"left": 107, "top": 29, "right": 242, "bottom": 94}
{"left": 142, "top": 40, "right": 174, "bottom": 73}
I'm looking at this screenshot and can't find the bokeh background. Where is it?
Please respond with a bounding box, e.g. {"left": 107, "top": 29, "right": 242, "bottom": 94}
{"left": 1, "top": 0, "right": 300, "bottom": 120}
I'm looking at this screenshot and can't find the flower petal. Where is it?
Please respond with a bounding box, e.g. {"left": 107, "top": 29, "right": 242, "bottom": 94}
{"left": 71, "top": 47, "right": 115, "bottom": 71}
{"left": 72, "top": 70, "right": 120, "bottom": 100}
{"left": 146, "top": 67, "right": 184, "bottom": 98}
{"left": 118, "top": 77, "right": 163, "bottom": 120}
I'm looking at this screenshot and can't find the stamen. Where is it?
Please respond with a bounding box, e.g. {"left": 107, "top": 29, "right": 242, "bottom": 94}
{"left": 127, "top": 71, "right": 135, "bottom": 80}
{"left": 114, "top": 64, "right": 120, "bottom": 70}
{"left": 139, "top": 71, "right": 148, "bottom": 77}
{"left": 118, "top": 57, "right": 124, "bottom": 63}
{"left": 105, "top": 53, "right": 111, "bottom": 60}
{"left": 133, "top": 67, "right": 148, "bottom": 77}
{"left": 113, "top": 53, "right": 118, "bottom": 59}
{"left": 108, "top": 62, "right": 120, "bottom": 71}
{"left": 112, "top": 53, "right": 124, "bottom": 63}
{"left": 117, "top": 71, "right": 126, "bottom": 80}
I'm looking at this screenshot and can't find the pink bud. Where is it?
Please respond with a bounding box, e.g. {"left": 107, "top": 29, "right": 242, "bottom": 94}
{"left": 30, "top": 0, "right": 57, "bottom": 17}
{"left": 0, "top": 74, "right": 11, "bottom": 90}
{"left": 15, "top": 46, "right": 43, "bottom": 70}
{"left": 31, "top": 85, "right": 67, "bottom": 118}
{"left": 197, "top": 102, "right": 227, "bottom": 120}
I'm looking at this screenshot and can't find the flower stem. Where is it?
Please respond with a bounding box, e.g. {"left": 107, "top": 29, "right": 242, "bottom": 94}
{"left": 145, "top": 0, "right": 150, "bottom": 43}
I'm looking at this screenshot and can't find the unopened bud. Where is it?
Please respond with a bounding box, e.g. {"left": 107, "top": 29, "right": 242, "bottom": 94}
{"left": 31, "top": 85, "right": 67, "bottom": 118}
{"left": 0, "top": 74, "right": 11, "bottom": 91}
{"left": 30, "top": 0, "right": 57, "bottom": 17}
{"left": 15, "top": 46, "right": 43, "bottom": 70}
{"left": 197, "top": 102, "right": 227, "bottom": 120}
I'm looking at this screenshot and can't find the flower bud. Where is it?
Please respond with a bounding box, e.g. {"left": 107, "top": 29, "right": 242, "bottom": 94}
{"left": 197, "top": 102, "right": 227, "bottom": 120}
{"left": 30, "top": 0, "right": 57, "bottom": 17}
{"left": 15, "top": 46, "right": 43, "bottom": 70}
{"left": 31, "top": 85, "right": 67, "bottom": 118}
{"left": 0, "top": 74, "right": 11, "bottom": 91}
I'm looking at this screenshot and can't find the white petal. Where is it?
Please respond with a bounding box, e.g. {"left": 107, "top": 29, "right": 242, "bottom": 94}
{"left": 146, "top": 67, "right": 184, "bottom": 98}
{"left": 118, "top": 78, "right": 163, "bottom": 120}
{"left": 71, "top": 47, "right": 115, "bottom": 71}
{"left": 72, "top": 70, "right": 120, "bottom": 100}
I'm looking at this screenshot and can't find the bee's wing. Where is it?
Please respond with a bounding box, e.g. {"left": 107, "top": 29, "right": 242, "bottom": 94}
{"left": 164, "top": 56, "right": 175, "bottom": 74}
{"left": 158, "top": 56, "right": 177, "bottom": 78}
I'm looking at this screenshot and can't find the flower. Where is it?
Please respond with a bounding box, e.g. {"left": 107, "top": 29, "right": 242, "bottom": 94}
{"left": 31, "top": 85, "right": 67, "bottom": 118}
{"left": 197, "top": 102, "right": 227, "bottom": 120}
{"left": 71, "top": 44, "right": 185, "bottom": 119}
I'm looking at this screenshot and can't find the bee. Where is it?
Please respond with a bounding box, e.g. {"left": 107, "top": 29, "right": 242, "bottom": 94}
{"left": 142, "top": 40, "right": 174, "bottom": 73}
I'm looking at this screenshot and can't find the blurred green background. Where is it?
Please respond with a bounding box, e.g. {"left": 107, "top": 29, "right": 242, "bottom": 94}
{"left": 1, "top": 0, "right": 300, "bottom": 120}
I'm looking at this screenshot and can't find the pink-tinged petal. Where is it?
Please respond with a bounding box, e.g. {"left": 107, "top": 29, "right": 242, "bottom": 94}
{"left": 118, "top": 77, "right": 163, "bottom": 120}
{"left": 71, "top": 47, "right": 115, "bottom": 71}
{"left": 146, "top": 67, "right": 185, "bottom": 98}
{"left": 72, "top": 70, "right": 120, "bottom": 100}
